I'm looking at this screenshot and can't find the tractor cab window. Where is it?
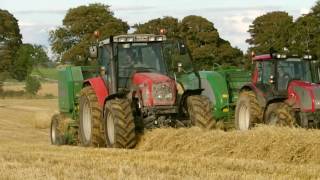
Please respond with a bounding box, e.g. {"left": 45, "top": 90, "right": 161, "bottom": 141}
{"left": 256, "top": 61, "right": 273, "bottom": 84}
{"left": 117, "top": 42, "right": 167, "bottom": 88}
{"left": 277, "top": 59, "right": 313, "bottom": 90}
{"left": 311, "top": 60, "right": 320, "bottom": 83}
{"left": 99, "top": 46, "right": 111, "bottom": 68}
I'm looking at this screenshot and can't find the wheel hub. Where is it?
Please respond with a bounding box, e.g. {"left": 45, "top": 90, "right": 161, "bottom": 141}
{"left": 239, "top": 104, "right": 250, "bottom": 130}
{"left": 82, "top": 100, "right": 92, "bottom": 142}
{"left": 107, "top": 112, "right": 115, "bottom": 145}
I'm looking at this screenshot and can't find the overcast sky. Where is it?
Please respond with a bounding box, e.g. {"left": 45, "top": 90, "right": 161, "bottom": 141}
{"left": 0, "top": 0, "right": 317, "bottom": 53}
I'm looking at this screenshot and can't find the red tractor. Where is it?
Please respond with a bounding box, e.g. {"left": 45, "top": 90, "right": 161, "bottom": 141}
{"left": 51, "top": 34, "right": 215, "bottom": 148}
{"left": 235, "top": 52, "right": 320, "bottom": 130}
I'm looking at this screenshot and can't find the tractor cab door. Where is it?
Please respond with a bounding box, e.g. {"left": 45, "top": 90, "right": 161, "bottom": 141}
{"left": 163, "top": 40, "right": 200, "bottom": 90}
{"left": 98, "top": 45, "right": 112, "bottom": 87}
{"left": 255, "top": 60, "right": 276, "bottom": 99}
{"left": 311, "top": 60, "right": 320, "bottom": 83}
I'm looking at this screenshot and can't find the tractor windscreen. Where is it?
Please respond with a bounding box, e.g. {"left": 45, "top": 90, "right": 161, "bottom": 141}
{"left": 277, "top": 59, "right": 313, "bottom": 90}
{"left": 117, "top": 42, "right": 167, "bottom": 88}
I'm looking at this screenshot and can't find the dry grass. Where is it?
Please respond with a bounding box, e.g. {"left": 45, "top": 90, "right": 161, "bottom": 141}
{"left": 138, "top": 127, "right": 320, "bottom": 164}
{"left": 0, "top": 98, "right": 320, "bottom": 179}
{"left": 3, "top": 82, "right": 58, "bottom": 97}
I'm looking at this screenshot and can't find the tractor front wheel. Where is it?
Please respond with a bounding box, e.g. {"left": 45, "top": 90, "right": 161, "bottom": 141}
{"left": 79, "top": 86, "right": 105, "bottom": 147}
{"left": 50, "top": 113, "right": 65, "bottom": 145}
{"left": 104, "top": 99, "right": 136, "bottom": 148}
{"left": 187, "top": 95, "right": 215, "bottom": 129}
{"left": 235, "top": 91, "right": 262, "bottom": 130}
{"left": 265, "top": 103, "right": 297, "bottom": 127}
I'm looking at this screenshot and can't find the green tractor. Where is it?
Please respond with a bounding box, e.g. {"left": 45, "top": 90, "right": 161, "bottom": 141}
{"left": 50, "top": 34, "right": 215, "bottom": 148}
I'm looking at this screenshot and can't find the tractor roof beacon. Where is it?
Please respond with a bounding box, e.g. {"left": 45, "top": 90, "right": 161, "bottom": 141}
{"left": 50, "top": 34, "right": 215, "bottom": 148}
{"left": 235, "top": 51, "right": 320, "bottom": 130}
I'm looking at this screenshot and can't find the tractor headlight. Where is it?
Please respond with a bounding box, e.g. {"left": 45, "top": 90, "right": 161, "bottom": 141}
{"left": 149, "top": 37, "right": 156, "bottom": 41}
{"left": 303, "top": 55, "right": 313, "bottom": 60}
{"left": 127, "top": 37, "right": 134, "bottom": 42}
{"left": 152, "top": 83, "right": 173, "bottom": 101}
{"left": 118, "top": 37, "right": 126, "bottom": 42}
{"left": 156, "top": 36, "right": 163, "bottom": 41}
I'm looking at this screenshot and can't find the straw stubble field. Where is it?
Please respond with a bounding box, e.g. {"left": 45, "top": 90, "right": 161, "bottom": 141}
{"left": 0, "top": 84, "right": 320, "bottom": 179}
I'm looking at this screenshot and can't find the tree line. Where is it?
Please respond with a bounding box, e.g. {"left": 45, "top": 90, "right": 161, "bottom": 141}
{"left": 49, "top": 3, "right": 243, "bottom": 70}
{"left": 2, "top": 1, "right": 320, "bottom": 87}
{"left": 247, "top": 3, "right": 320, "bottom": 57}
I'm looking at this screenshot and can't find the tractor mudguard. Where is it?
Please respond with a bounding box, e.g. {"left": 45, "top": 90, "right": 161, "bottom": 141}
{"left": 84, "top": 77, "right": 109, "bottom": 107}
{"left": 104, "top": 90, "right": 129, "bottom": 102}
{"left": 240, "top": 83, "right": 267, "bottom": 108}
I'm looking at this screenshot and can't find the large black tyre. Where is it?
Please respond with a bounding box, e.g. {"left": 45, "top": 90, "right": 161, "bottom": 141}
{"left": 235, "top": 91, "right": 262, "bottom": 130}
{"left": 265, "top": 102, "right": 297, "bottom": 127}
{"left": 50, "top": 113, "right": 65, "bottom": 145}
{"left": 104, "top": 98, "right": 136, "bottom": 148}
{"left": 187, "top": 95, "right": 215, "bottom": 129}
{"left": 79, "top": 86, "right": 105, "bottom": 147}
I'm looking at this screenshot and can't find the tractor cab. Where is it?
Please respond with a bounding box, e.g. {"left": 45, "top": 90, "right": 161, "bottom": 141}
{"left": 252, "top": 54, "right": 320, "bottom": 100}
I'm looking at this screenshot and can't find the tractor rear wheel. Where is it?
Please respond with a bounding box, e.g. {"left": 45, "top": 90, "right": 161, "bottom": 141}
{"left": 50, "top": 113, "right": 65, "bottom": 145}
{"left": 187, "top": 95, "right": 215, "bottom": 129}
{"left": 79, "top": 86, "right": 105, "bottom": 147}
{"left": 235, "top": 91, "right": 262, "bottom": 130}
{"left": 104, "top": 99, "right": 136, "bottom": 148}
{"left": 265, "top": 103, "right": 297, "bottom": 127}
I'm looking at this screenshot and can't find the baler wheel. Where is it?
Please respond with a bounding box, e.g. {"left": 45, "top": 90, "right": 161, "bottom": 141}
{"left": 187, "top": 95, "right": 216, "bottom": 129}
{"left": 79, "top": 86, "right": 105, "bottom": 147}
{"left": 104, "top": 98, "right": 136, "bottom": 148}
{"left": 235, "top": 91, "right": 262, "bottom": 130}
{"left": 50, "top": 113, "right": 65, "bottom": 145}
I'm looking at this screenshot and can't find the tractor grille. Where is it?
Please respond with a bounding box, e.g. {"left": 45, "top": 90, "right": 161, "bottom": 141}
{"left": 294, "top": 86, "right": 312, "bottom": 111}
{"left": 152, "top": 82, "right": 175, "bottom": 106}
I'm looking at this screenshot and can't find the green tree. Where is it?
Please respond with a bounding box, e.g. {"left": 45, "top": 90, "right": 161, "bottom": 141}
{"left": 180, "top": 15, "right": 243, "bottom": 69}
{"left": 0, "top": 9, "right": 22, "bottom": 73}
{"left": 288, "top": 1, "right": 320, "bottom": 57}
{"left": 11, "top": 44, "right": 49, "bottom": 81}
{"left": 32, "top": 45, "right": 50, "bottom": 65}
{"left": 50, "top": 3, "right": 129, "bottom": 65}
{"left": 289, "top": 14, "right": 320, "bottom": 55}
{"left": 247, "top": 11, "right": 293, "bottom": 54}
{"left": 134, "top": 15, "right": 244, "bottom": 69}
{"left": 134, "top": 16, "right": 179, "bottom": 39}
{"left": 25, "top": 76, "right": 41, "bottom": 95}
{"left": 311, "top": 0, "right": 320, "bottom": 16}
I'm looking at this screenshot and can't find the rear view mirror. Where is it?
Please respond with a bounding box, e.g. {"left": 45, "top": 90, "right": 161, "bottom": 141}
{"left": 89, "top": 46, "right": 98, "bottom": 58}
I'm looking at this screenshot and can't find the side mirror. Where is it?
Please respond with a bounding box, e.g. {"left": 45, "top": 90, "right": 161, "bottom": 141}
{"left": 177, "top": 62, "right": 183, "bottom": 73}
{"left": 269, "top": 75, "right": 275, "bottom": 84}
{"left": 178, "top": 42, "right": 187, "bottom": 55}
{"left": 89, "top": 46, "right": 98, "bottom": 58}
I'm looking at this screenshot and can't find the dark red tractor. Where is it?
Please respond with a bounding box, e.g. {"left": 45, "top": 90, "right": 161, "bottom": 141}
{"left": 235, "top": 52, "right": 320, "bottom": 130}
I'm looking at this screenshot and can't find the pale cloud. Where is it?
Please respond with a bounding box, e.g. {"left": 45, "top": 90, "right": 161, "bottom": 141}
{"left": 300, "top": 8, "right": 311, "bottom": 15}
{"left": 112, "top": 5, "right": 154, "bottom": 11}
{"left": 14, "top": 9, "right": 67, "bottom": 15}
{"left": 18, "top": 21, "right": 37, "bottom": 27}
